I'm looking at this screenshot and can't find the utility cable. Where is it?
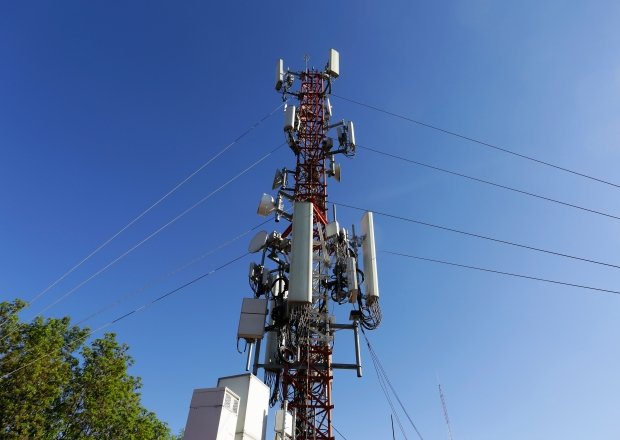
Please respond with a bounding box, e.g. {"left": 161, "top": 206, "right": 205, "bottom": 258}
{"left": 332, "top": 425, "right": 350, "bottom": 440}
{"left": 385, "top": 251, "right": 620, "bottom": 295}
{"left": 1, "top": 252, "right": 249, "bottom": 381}
{"left": 362, "top": 328, "right": 425, "bottom": 440}
{"left": 358, "top": 145, "right": 620, "bottom": 222}
{"left": 0, "top": 145, "right": 283, "bottom": 346}
{"left": 4, "top": 220, "right": 271, "bottom": 364}
{"left": 2, "top": 103, "right": 283, "bottom": 326}
{"left": 35, "top": 144, "right": 284, "bottom": 317}
{"left": 369, "top": 344, "right": 409, "bottom": 440}
{"left": 72, "top": 218, "right": 272, "bottom": 328}
{"left": 335, "top": 202, "right": 620, "bottom": 271}
{"left": 333, "top": 94, "right": 620, "bottom": 189}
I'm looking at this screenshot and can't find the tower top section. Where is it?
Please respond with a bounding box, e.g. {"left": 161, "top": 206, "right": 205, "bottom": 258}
{"left": 268, "top": 49, "right": 355, "bottom": 217}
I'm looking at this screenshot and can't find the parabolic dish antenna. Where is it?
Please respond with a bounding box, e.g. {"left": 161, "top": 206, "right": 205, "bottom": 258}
{"left": 248, "top": 230, "right": 269, "bottom": 253}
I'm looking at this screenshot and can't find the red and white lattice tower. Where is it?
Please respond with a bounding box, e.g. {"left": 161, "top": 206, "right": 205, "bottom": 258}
{"left": 243, "top": 50, "right": 381, "bottom": 440}
{"left": 282, "top": 68, "right": 333, "bottom": 439}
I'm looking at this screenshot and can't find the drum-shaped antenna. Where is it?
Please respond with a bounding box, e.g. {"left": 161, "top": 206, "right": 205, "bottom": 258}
{"left": 248, "top": 230, "right": 269, "bottom": 253}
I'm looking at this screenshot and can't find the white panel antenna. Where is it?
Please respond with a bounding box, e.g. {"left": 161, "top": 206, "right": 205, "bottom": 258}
{"left": 288, "top": 202, "right": 313, "bottom": 304}
{"left": 237, "top": 298, "right": 268, "bottom": 340}
{"left": 275, "top": 410, "right": 293, "bottom": 438}
{"left": 275, "top": 59, "right": 284, "bottom": 91}
{"left": 324, "top": 98, "right": 332, "bottom": 120}
{"left": 328, "top": 158, "right": 341, "bottom": 182}
{"left": 325, "top": 221, "right": 339, "bottom": 238}
{"left": 346, "top": 256, "right": 358, "bottom": 292}
{"left": 327, "top": 48, "right": 340, "bottom": 78}
{"left": 284, "top": 105, "right": 296, "bottom": 132}
{"left": 361, "top": 212, "right": 379, "bottom": 299}
{"left": 346, "top": 121, "right": 356, "bottom": 148}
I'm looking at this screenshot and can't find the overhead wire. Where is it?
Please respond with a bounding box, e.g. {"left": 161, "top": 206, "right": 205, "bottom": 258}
{"left": 73, "top": 218, "right": 272, "bottom": 328}
{"left": 334, "top": 202, "right": 620, "bottom": 271}
{"left": 1, "top": 102, "right": 283, "bottom": 326}
{"left": 358, "top": 145, "right": 620, "bottom": 222}
{"left": 1, "top": 251, "right": 249, "bottom": 381}
{"left": 0, "top": 144, "right": 284, "bottom": 346}
{"left": 362, "top": 328, "right": 425, "bottom": 440}
{"left": 332, "top": 425, "right": 350, "bottom": 440}
{"left": 332, "top": 94, "right": 620, "bottom": 189}
{"left": 35, "top": 143, "right": 284, "bottom": 317}
{"left": 3, "top": 219, "right": 273, "bottom": 376}
{"left": 369, "top": 343, "right": 409, "bottom": 440}
{"left": 385, "top": 251, "right": 620, "bottom": 295}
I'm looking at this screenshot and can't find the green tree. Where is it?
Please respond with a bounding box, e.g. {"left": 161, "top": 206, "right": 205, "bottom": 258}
{"left": 0, "top": 299, "right": 180, "bottom": 439}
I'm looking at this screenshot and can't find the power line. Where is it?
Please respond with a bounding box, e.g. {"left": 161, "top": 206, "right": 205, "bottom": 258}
{"left": 3, "top": 103, "right": 283, "bottom": 325}
{"left": 335, "top": 202, "right": 620, "bottom": 271}
{"left": 333, "top": 94, "right": 620, "bottom": 189}
{"left": 4, "top": 220, "right": 272, "bottom": 367}
{"left": 362, "top": 328, "right": 425, "bottom": 440}
{"left": 35, "top": 144, "right": 284, "bottom": 317}
{"left": 368, "top": 342, "right": 409, "bottom": 440}
{"left": 358, "top": 145, "right": 620, "bottom": 222}
{"left": 72, "top": 218, "right": 272, "bottom": 328}
{"left": 0, "top": 145, "right": 283, "bottom": 346}
{"left": 332, "top": 425, "right": 350, "bottom": 440}
{"left": 1, "top": 252, "right": 249, "bottom": 381}
{"left": 385, "top": 251, "right": 620, "bottom": 295}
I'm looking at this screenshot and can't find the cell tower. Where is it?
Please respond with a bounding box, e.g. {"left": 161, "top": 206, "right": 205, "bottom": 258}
{"left": 237, "top": 49, "right": 382, "bottom": 440}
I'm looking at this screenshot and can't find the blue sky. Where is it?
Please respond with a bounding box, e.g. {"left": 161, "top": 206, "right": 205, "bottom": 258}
{"left": 2, "top": 1, "right": 620, "bottom": 438}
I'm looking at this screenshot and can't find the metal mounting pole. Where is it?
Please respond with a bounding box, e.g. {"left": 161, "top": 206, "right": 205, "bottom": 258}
{"left": 253, "top": 338, "right": 261, "bottom": 376}
{"left": 353, "top": 321, "right": 362, "bottom": 378}
{"left": 245, "top": 342, "right": 254, "bottom": 372}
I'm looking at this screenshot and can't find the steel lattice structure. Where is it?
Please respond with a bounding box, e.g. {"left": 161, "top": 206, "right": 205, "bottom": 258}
{"left": 282, "top": 70, "right": 334, "bottom": 440}
{"left": 245, "top": 50, "right": 381, "bottom": 440}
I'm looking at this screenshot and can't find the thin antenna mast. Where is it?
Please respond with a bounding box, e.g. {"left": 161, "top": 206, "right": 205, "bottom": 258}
{"left": 438, "top": 382, "right": 454, "bottom": 440}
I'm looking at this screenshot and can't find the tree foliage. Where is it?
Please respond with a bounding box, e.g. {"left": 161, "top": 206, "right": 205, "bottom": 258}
{"left": 0, "top": 299, "right": 180, "bottom": 439}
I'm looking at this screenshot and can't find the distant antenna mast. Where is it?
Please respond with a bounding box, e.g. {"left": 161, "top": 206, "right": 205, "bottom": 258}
{"left": 438, "top": 382, "right": 454, "bottom": 440}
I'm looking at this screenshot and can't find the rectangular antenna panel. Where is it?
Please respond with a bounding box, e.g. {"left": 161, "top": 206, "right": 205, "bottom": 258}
{"left": 275, "top": 59, "right": 284, "bottom": 91}
{"left": 284, "top": 105, "right": 296, "bottom": 132}
{"left": 346, "top": 256, "right": 358, "bottom": 291}
{"left": 327, "top": 48, "right": 340, "bottom": 78}
{"left": 275, "top": 410, "right": 293, "bottom": 436}
{"left": 263, "top": 328, "right": 280, "bottom": 371}
{"left": 324, "top": 98, "right": 332, "bottom": 120}
{"left": 237, "top": 298, "right": 267, "bottom": 340}
{"left": 361, "top": 212, "right": 379, "bottom": 299}
{"left": 347, "top": 121, "right": 356, "bottom": 148}
{"left": 325, "top": 220, "right": 339, "bottom": 238}
{"left": 288, "top": 202, "right": 313, "bottom": 304}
